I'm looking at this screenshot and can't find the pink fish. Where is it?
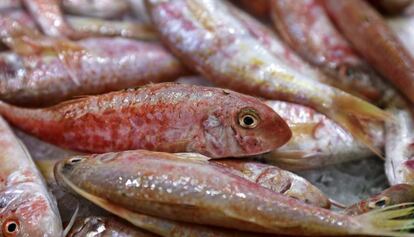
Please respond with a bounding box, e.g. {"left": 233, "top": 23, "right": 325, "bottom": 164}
{"left": 0, "top": 83, "right": 291, "bottom": 158}
{"left": 55, "top": 150, "right": 414, "bottom": 236}
{"left": 0, "top": 116, "right": 62, "bottom": 236}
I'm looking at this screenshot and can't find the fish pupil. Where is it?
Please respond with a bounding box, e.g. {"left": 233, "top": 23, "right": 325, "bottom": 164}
{"left": 375, "top": 199, "right": 387, "bottom": 207}
{"left": 6, "top": 223, "right": 17, "bottom": 233}
{"left": 243, "top": 116, "right": 254, "bottom": 126}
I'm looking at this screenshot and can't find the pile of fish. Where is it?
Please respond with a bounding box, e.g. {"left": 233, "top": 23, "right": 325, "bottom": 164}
{"left": 1, "top": 0, "right": 414, "bottom": 236}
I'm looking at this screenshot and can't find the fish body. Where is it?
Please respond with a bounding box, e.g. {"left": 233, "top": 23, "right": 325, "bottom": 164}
{"left": 214, "top": 159, "right": 330, "bottom": 208}
{"left": 66, "top": 16, "right": 158, "bottom": 41}
{"left": 0, "top": 83, "right": 291, "bottom": 158}
{"left": 55, "top": 150, "right": 414, "bottom": 236}
{"left": 146, "top": 0, "right": 388, "bottom": 154}
{"left": 22, "top": 0, "right": 79, "bottom": 38}
{"left": 0, "top": 16, "right": 186, "bottom": 106}
{"left": 385, "top": 104, "right": 414, "bottom": 185}
{"left": 68, "top": 216, "right": 158, "bottom": 237}
{"left": 388, "top": 15, "right": 414, "bottom": 58}
{"left": 264, "top": 100, "right": 383, "bottom": 170}
{"left": 323, "top": 0, "right": 414, "bottom": 105}
{"left": 0, "top": 116, "right": 62, "bottom": 236}
{"left": 270, "top": 0, "right": 393, "bottom": 103}
{"left": 62, "top": 0, "right": 130, "bottom": 19}
{"left": 345, "top": 184, "right": 414, "bottom": 215}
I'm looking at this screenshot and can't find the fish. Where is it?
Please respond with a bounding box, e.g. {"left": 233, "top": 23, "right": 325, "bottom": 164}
{"left": 0, "top": 82, "right": 291, "bottom": 158}
{"left": 0, "top": 16, "right": 186, "bottom": 106}
{"left": 388, "top": 15, "right": 414, "bottom": 58}
{"left": 370, "top": 0, "right": 414, "bottom": 15}
{"left": 0, "top": 116, "right": 62, "bottom": 236}
{"left": 263, "top": 100, "right": 384, "bottom": 170}
{"left": 21, "top": 0, "right": 81, "bottom": 38}
{"left": 66, "top": 16, "right": 158, "bottom": 41}
{"left": 323, "top": 0, "right": 414, "bottom": 106}
{"left": 384, "top": 103, "right": 414, "bottom": 185}
{"left": 344, "top": 184, "right": 414, "bottom": 215}
{"left": 62, "top": 0, "right": 130, "bottom": 19}
{"left": 146, "top": 0, "right": 389, "bottom": 155}
{"left": 67, "top": 216, "right": 158, "bottom": 237}
{"left": 55, "top": 149, "right": 414, "bottom": 236}
{"left": 213, "top": 159, "right": 330, "bottom": 208}
{"left": 270, "top": 0, "right": 394, "bottom": 104}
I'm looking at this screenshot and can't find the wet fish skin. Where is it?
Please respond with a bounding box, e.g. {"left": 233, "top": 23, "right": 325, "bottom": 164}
{"left": 323, "top": 0, "right": 414, "bottom": 105}
{"left": 388, "top": 15, "right": 414, "bottom": 58}
{"left": 0, "top": 83, "right": 291, "bottom": 158}
{"left": 67, "top": 216, "right": 158, "bottom": 237}
{"left": 146, "top": 0, "right": 389, "bottom": 155}
{"left": 384, "top": 104, "right": 414, "bottom": 185}
{"left": 0, "top": 15, "right": 186, "bottom": 106}
{"left": 263, "top": 100, "right": 383, "bottom": 170}
{"left": 344, "top": 184, "right": 414, "bottom": 215}
{"left": 0, "top": 116, "right": 62, "bottom": 237}
{"left": 22, "top": 0, "right": 80, "bottom": 38}
{"left": 214, "top": 159, "right": 331, "bottom": 208}
{"left": 62, "top": 0, "right": 130, "bottom": 19}
{"left": 270, "top": 0, "right": 393, "bottom": 103}
{"left": 54, "top": 150, "right": 385, "bottom": 236}
{"left": 66, "top": 16, "right": 158, "bottom": 41}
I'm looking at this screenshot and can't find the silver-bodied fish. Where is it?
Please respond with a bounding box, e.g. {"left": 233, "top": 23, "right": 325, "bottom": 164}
{"left": 55, "top": 150, "right": 414, "bottom": 236}
{"left": 0, "top": 116, "right": 62, "bottom": 236}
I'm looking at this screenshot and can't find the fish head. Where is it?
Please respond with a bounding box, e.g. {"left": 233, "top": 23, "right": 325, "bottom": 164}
{"left": 365, "top": 184, "right": 414, "bottom": 209}
{"left": 201, "top": 91, "right": 291, "bottom": 158}
{"left": 0, "top": 184, "right": 62, "bottom": 237}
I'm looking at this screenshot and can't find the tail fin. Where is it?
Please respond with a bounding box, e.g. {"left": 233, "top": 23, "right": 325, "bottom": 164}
{"left": 329, "top": 92, "right": 389, "bottom": 157}
{"left": 355, "top": 203, "right": 414, "bottom": 236}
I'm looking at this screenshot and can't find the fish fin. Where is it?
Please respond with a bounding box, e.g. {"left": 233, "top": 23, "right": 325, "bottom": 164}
{"left": 174, "top": 152, "right": 211, "bottom": 161}
{"left": 268, "top": 150, "right": 318, "bottom": 159}
{"left": 354, "top": 203, "right": 414, "bottom": 236}
{"left": 329, "top": 199, "right": 346, "bottom": 209}
{"left": 329, "top": 93, "right": 387, "bottom": 158}
{"left": 35, "top": 159, "right": 60, "bottom": 182}
{"left": 62, "top": 202, "right": 79, "bottom": 237}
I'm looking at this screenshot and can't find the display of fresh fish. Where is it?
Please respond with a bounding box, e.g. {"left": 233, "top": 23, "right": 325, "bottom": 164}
{"left": 0, "top": 83, "right": 291, "bottom": 158}
{"left": 270, "top": 0, "right": 394, "bottom": 104}
{"left": 55, "top": 150, "right": 414, "bottom": 236}
{"left": 384, "top": 103, "right": 414, "bottom": 185}
{"left": 147, "top": 0, "right": 389, "bottom": 156}
{"left": 68, "top": 216, "right": 158, "bottom": 237}
{"left": 0, "top": 16, "right": 186, "bottom": 106}
{"left": 388, "top": 15, "right": 414, "bottom": 58}
{"left": 62, "top": 0, "right": 130, "bottom": 19}
{"left": 21, "top": 0, "right": 80, "bottom": 38}
{"left": 0, "top": 116, "right": 62, "bottom": 236}
{"left": 66, "top": 16, "right": 158, "bottom": 41}
{"left": 214, "top": 159, "right": 330, "bottom": 208}
{"left": 345, "top": 184, "right": 414, "bottom": 215}
{"left": 323, "top": 0, "right": 414, "bottom": 106}
{"left": 263, "top": 100, "right": 383, "bottom": 170}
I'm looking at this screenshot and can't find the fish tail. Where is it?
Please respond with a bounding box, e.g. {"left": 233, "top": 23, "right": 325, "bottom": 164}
{"left": 354, "top": 203, "right": 414, "bottom": 236}
{"left": 328, "top": 92, "right": 389, "bottom": 157}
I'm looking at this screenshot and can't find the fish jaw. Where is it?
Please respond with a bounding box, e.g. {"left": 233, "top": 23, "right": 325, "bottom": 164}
{"left": 0, "top": 183, "right": 62, "bottom": 237}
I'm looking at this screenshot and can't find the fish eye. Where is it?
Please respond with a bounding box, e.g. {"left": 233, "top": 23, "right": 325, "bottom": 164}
{"left": 2, "top": 219, "right": 19, "bottom": 236}
{"left": 368, "top": 197, "right": 390, "bottom": 209}
{"left": 238, "top": 109, "right": 260, "bottom": 129}
{"left": 68, "top": 157, "right": 84, "bottom": 164}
